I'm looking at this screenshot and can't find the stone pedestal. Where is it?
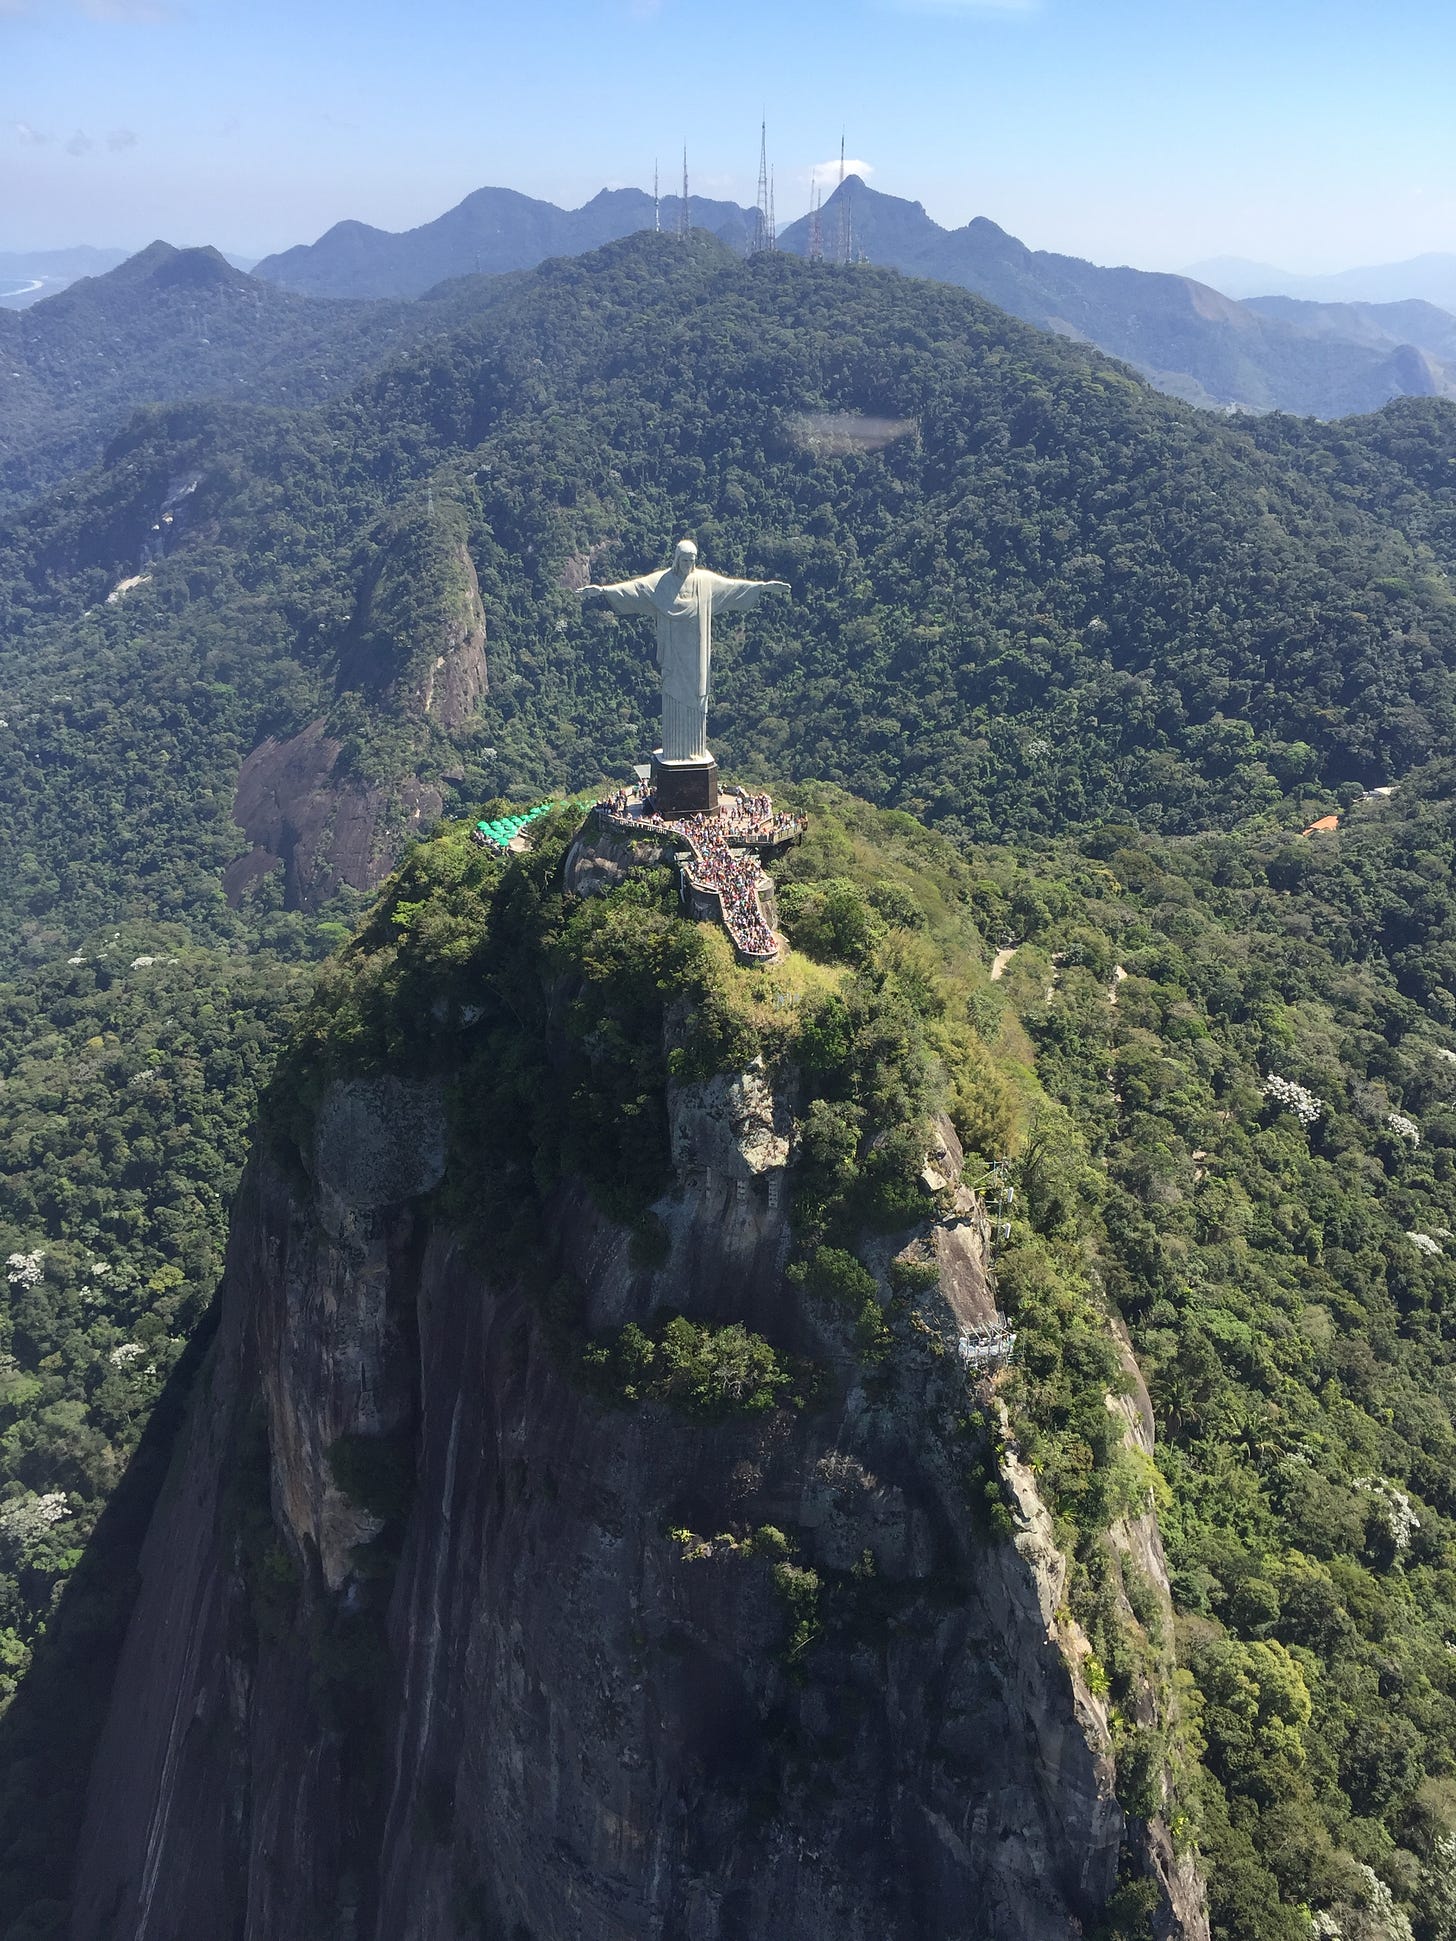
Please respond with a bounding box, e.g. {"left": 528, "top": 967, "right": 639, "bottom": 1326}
{"left": 651, "top": 751, "right": 719, "bottom": 816}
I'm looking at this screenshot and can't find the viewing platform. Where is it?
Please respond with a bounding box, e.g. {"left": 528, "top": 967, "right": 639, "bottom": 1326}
{"left": 597, "top": 782, "right": 804, "bottom": 965}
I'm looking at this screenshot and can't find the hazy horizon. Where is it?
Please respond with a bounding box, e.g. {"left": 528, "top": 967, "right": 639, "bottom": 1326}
{"left": 5, "top": 0, "right": 1456, "bottom": 275}
{"left": 3, "top": 180, "right": 1453, "bottom": 294}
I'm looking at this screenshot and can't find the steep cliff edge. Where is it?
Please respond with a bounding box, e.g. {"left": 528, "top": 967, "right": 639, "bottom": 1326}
{"left": 72, "top": 801, "right": 1205, "bottom": 1940}
{"left": 225, "top": 498, "right": 488, "bottom": 912}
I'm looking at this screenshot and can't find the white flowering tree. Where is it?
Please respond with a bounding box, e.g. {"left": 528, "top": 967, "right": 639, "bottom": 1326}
{"left": 4, "top": 1251, "right": 44, "bottom": 1288}
{"left": 1262, "top": 1075, "right": 1323, "bottom": 1127}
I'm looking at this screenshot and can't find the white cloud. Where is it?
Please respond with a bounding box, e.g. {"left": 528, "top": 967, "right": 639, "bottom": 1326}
{"left": 810, "top": 157, "right": 875, "bottom": 193}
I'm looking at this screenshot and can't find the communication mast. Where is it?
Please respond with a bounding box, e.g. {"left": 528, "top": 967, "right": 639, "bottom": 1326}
{"left": 752, "top": 119, "right": 776, "bottom": 253}
{"left": 807, "top": 179, "right": 823, "bottom": 261}
{"left": 836, "top": 132, "right": 854, "bottom": 266}
{"left": 653, "top": 160, "right": 660, "bottom": 233}
{"left": 677, "top": 146, "right": 690, "bottom": 240}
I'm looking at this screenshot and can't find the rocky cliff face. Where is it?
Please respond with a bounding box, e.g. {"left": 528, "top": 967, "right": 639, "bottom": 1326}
{"left": 71, "top": 1032, "right": 1204, "bottom": 1941}
{"left": 225, "top": 719, "right": 448, "bottom": 910}
{"left": 225, "top": 505, "right": 487, "bottom": 911}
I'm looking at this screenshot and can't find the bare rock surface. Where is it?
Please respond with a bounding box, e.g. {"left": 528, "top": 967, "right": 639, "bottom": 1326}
{"left": 421, "top": 544, "right": 488, "bottom": 730}
{"left": 71, "top": 1059, "right": 1203, "bottom": 1941}
{"left": 668, "top": 1058, "right": 792, "bottom": 1179}
{"left": 564, "top": 823, "right": 676, "bottom": 898}
{"left": 313, "top": 1075, "right": 447, "bottom": 1216}
{"left": 226, "top": 717, "right": 444, "bottom": 910}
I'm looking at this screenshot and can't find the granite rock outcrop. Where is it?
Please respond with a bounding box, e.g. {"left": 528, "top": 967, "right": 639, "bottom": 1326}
{"left": 72, "top": 1050, "right": 1204, "bottom": 1941}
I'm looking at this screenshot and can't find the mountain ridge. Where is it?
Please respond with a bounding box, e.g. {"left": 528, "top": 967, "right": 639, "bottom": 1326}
{"left": 253, "top": 182, "right": 758, "bottom": 298}
{"left": 775, "top": 182, "right": 1456, "bottom": 417}
{"left": 1186, "top": 249, "right": 1456, "bottom": 308}
{"left": 249, "top": 174, "right": 1456, "bottom": 419}
{"left": 0, "top": 241, "right": 515, "bottom": 511}
{"left": 8, "top": 233, "right": 1456, "bottom": 960}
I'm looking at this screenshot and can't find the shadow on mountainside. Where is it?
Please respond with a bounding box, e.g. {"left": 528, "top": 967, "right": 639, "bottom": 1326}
{"left": 0, "top": 1311, "right": 218, "bottom": 1941}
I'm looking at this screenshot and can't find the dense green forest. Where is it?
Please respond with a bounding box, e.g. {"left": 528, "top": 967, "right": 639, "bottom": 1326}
{"left": 984, "top": 775, "right": 1456, "bottom": 1941}
{"left": 0, "top": 934, "right": 311, "bottom": 1921}
{"left": 8, "top": 236, "right": 1456, "bottom": 972}
{"left": 175, "top": 784, "right": 1456, "bottom": 1941}
{"left": 0, "top": 242, "right": 520, "bottom": 513}
{"left": 8, "top": 234, "right": 1456, "bottom": 1935}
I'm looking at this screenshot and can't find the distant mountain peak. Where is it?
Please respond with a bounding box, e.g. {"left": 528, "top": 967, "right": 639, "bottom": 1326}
{"left": 251, "top": 182, "right": 758, "bottom": 300}
{"left": 239, "top": 176, "right": 1456, "bottom": 420}
{"left": 54, "top": 241, "right": 250, "bottom": 301}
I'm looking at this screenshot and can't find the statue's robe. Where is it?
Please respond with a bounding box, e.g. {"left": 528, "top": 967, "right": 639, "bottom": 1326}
{"left": 594, "top": 566, "right": 777, "bottom": 762}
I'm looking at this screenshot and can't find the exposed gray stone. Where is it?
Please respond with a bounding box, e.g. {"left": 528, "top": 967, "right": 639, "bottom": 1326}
{"left": 313, "top": 1075, "right": 446, "bottom": 1212}
{"left": 71, "top": 1056, "right": 1204, "bottom": 1941}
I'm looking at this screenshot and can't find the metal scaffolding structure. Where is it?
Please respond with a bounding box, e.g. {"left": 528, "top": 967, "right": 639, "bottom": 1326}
{"left": 807, "top": 180, "right": 824, "bottom": 261}
{"left": 835, "top": 133, "right": 854, "bottom": 266}
{"left": 959, "top": 1317, "right": 1019, "bottom": 1374}
{"left": 752, "top": 120, "right": 776, "bottom": 253}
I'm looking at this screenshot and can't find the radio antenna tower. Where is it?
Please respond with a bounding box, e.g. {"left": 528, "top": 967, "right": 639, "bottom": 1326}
{"left": 653, "top": 160, "right": 660, "bottom": 233}
{"left": 677, "top": 146, "right": 690, "bottom": 239}
{"left": 753, "top": 119, "right": 775, "bottom": 253}
{"left": 769, "top": 167, "right": 776, "bottom": 250}
{"left": 836, "top": 132, "right": 857, "bottom": 266}
{"left": 807, "top": 178, "right": 823, "bottom": 260}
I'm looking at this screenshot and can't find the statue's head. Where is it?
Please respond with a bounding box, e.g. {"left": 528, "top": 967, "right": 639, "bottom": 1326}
{"left": 673, "top": 538, "right": 698, "bottom": 575}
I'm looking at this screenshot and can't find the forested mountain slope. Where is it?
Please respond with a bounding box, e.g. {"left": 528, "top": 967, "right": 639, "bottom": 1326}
{"left": 62, "top": 800, "right": 1207, "bottom": 1941}
{"left": 779, "top": 182, "right": 1456, "bottom": 418}
{"left": 6, "top": 234, "right": 1456, "bottom": 1939}
{"left": 249, "top": 172, "right": 1456, "bottom": 418}
{"left": 0, "top": 243, "right": 519, "bottom": 511}
{"left": 8, "top": 235, "right": 1456, "bottom": 975}
{"left": 1254, "top": 393, "right": 1456, "bottom": 567}
{"left": 22, "top": 780, "right": 1456, "bottom": 1941}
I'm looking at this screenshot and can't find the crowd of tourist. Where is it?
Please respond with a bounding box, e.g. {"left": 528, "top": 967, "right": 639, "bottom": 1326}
{"left": 602, "top": 783, "right": 646, "bottom": 820}
{"left": 596, "top": 784, "right": 780, "bottom": 960}
{"left": 721, "top": 790, "right": 804, "bottom": 846}
{"left": 597, "top": 783, "right": 801, "bottom": 851}
{"left": 682, "top": 815, "right": 779, "bottom": 960}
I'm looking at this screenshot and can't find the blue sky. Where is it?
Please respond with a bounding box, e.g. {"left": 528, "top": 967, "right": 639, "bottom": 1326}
{"left": 4, "top": 0, "right": 1456, "bottom": 272}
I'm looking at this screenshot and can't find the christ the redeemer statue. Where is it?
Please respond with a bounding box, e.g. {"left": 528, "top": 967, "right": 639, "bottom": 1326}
{"left": 583, "top": 539, "right": 789, "bottom": 813}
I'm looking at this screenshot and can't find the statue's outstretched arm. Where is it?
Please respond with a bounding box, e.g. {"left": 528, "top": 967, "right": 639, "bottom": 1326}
{"left": 580, "top": 574, "right": 659, "bottom": 614}
{"left": 705, "top": 574, "right": 791, "bottom": 613}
